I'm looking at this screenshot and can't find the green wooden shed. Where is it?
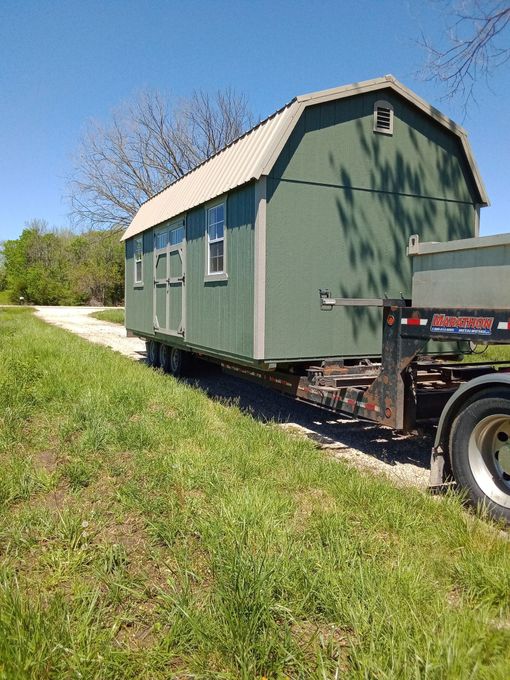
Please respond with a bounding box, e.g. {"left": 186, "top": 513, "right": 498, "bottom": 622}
{"left": 121, "top": 75, "right": 488, "bottom": 371}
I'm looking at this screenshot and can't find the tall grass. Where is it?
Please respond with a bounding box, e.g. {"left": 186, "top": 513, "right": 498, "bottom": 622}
{"left": 0, "top": 307, "right": 509, "bottom": 678}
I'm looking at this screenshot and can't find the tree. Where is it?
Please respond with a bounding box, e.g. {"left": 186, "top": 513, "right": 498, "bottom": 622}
{"left": 69, "top": 88, "right": 253, "bottom": 232}
{"left": 421, "top": 1, "right": 510, "bottom": 104}
{"left": 0, "top": 249, "right": 6, "bottom": 292}
{"left": 1, "top": 221, "right": 125, "bottom": 305}
{"left": 70, "top": 231, "right": 124, "bottom": 305}
{"left": 2, "top": 220, "right": 74, "bottom": 305}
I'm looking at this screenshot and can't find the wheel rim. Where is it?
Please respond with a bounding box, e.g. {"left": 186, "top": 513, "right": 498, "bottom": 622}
{"left": 468, "top": 414, "right": 510, "bottom": 508}
{"left": 170, "top": 348, "right": 181, "bottom": 374}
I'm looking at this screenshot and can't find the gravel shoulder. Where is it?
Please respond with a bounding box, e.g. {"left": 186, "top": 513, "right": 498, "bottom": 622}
{"left": 34, "top": 306, "right": 431, "bottom": 488}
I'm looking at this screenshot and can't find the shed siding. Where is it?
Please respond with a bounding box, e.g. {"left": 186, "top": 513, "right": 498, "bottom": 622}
{"left": 265, "top": 91, "right": 478, "bottom": 361}
{"left": 125, "top": 231, "right": 154, "bottom": 337}
{"left": 183, "top": 183, "right": 256, "bottom": 359}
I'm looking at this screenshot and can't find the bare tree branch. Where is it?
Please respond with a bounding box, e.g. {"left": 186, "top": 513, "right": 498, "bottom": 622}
{"left": 68, "top": 88, "right": 253, "bottom": 232}
{"left": 420, "top": 1, "right": 510, "bottom": 105}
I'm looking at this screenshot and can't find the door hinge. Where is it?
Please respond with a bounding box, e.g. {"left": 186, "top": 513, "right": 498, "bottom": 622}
{"left": 178, "top": 274, "right": 185, "bottom": 284}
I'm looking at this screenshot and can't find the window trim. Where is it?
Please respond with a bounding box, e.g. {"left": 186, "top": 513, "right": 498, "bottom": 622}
{"left": 373, "top": 100, "right": 394, "bottom": 136}
{"left": 134, "top": 236, "right": 144, "bottom": 287}
{"left": 204, "top": 200, "right": 228, "bottom": 282}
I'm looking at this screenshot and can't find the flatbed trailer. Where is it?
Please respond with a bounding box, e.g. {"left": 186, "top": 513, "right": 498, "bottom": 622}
{"left": 146, "top": 295, "right": 510, "bottom": 522}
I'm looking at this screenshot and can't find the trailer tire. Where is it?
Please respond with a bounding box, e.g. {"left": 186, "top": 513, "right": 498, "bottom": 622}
{"left": 160, "top": 346, "right": 190, "bottom": 377}
{"left": 449, "top": 391, "right": 510, "bottom": 523}
{"left": 146, "top": 340, "right": 161, "bottom": 368}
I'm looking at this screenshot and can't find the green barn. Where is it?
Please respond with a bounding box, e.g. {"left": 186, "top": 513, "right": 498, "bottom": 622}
{"left": 121, "top": 75, "right": 488, "bottom": 373}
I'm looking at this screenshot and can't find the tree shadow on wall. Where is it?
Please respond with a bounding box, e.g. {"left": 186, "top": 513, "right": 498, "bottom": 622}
{"left": 327, "top": 114, "right": 475, "bottom": 342}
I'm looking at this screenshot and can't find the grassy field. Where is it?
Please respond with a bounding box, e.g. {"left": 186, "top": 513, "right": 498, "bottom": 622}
{"left": 90, "top": 308, "right": 125, "bottom": 325}
{"left": 1, "top": 307, "right": 509, "bottom": 678}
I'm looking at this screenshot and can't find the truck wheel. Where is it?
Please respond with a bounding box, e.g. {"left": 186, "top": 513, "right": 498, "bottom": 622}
{"left": 146, "top": 340, "right": 161, "bottom": 368}
{"left": 160, "top": 346, "right": 190, "bottom": 377}
{"left": 450, "top": 392, "right": 510, "bottom": 522}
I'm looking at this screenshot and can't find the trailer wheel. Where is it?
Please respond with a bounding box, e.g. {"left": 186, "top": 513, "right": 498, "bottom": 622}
{"left": 146, "top": 340, "right": 161, "bottom": 368}
{"left": 450, "top": 392, "right": 510, "bottom": 522}
{"left": 160, "top": 346, "right": 189, "bottom": 377}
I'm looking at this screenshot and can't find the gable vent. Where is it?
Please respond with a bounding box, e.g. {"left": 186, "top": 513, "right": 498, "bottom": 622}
{"left": 373, "top": 100, "right": 394, "bottom": 135}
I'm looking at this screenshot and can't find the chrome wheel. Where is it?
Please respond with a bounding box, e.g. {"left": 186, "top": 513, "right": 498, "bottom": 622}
{"left": 468, "top": 414, "right": 510, "bottom": 508}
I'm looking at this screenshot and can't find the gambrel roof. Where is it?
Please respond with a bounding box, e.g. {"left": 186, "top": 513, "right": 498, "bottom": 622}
{"left": 121, "top": 75, "right": 488, "bottom": 241}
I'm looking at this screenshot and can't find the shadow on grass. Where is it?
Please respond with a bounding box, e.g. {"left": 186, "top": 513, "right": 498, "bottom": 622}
{"left": 180, "top": 360, "right": 431, "bottom": 471}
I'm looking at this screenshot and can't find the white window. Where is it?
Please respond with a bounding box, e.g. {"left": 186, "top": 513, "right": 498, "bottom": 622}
{"left": 373, "top": 100, "right": 394, "bottom": 135}
{"left": 207, "top": 203, "right": 225, "bottom": 275}
{"left": 155, "top": 225, "right": 184, "bottom": 250}
{"left": 155, "top": 230, "right": 168, "bottom": 250}
{"left": 169, "top": 225, "right": 185, "bottom": 246}
{"left": 134, "top": 237, "right": 143, "bottom": 284}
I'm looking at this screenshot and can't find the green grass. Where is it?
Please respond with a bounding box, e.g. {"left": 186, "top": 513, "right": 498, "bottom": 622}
{"left": 1, "top": 307, "right": 509, "bottom": 678}
{"left": 90, "top": 308, "right": 125, "bottom": 325}
{"left": 0, "top": 290, "right": 13, "bottom": 304}
{"left": 462, "top": 344, "right": 510, "bottom": 363}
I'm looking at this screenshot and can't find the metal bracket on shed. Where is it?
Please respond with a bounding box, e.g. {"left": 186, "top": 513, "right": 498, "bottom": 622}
{"left": 319, "top": 289, "right": 384, "bottom": 309}
{"left": 319, "top": 289, "right": 333, "bottom": 310}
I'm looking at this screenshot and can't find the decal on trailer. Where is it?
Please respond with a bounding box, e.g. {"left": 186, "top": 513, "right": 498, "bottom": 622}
{"left": 430, "top": 314, "right": 494, "bottom": 336}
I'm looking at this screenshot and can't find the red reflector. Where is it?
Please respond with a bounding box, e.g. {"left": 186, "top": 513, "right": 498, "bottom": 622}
{"left": 406, "top": 317, "right": 421, "bottom": 326}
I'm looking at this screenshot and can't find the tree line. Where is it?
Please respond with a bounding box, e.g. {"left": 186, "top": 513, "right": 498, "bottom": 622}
{"left": 0, "top": 220, "right": 124, "bottom": 305}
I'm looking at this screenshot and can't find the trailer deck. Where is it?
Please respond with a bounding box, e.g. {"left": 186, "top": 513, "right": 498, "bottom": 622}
{"left": 220, "top": 300, "right": 510, "bottom": 428}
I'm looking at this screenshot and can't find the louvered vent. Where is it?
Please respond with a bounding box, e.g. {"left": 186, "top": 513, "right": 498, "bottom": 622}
{"left": 373, "top": 100, "right": 394, "bottom": 135}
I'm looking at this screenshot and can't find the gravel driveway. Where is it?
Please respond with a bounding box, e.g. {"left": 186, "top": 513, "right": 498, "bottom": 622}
{"left": 35, "top": 306, "right": 146, "bottom": 360}
{"left": 34, "top": 306, "right": 431, "bottom": 488}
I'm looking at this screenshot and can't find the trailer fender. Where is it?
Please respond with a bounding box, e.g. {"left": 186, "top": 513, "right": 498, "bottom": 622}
{"left": 434, "top": 373, "right": 510, "bottom": 451}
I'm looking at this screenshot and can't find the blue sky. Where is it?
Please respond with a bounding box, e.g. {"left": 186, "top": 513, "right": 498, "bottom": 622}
{"left": 0, "top": 0, "right": 508, "bottom": 241}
